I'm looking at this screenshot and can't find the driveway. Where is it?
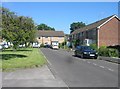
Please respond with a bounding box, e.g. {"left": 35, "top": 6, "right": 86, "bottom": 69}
{"left": 41, "top": 48, "right": 118, "bottom": 87}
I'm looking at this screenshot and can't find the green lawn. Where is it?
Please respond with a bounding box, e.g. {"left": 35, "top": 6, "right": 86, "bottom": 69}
{"left": 0, "top": 48, "right": 47, "bottom": 71}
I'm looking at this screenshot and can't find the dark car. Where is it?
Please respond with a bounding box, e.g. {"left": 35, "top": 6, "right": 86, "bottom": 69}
{"left": 74, "top": 46, "right": 98, "bottom": 59}
{"left": 44, "top": 44, "right": 52, "bottom": 48}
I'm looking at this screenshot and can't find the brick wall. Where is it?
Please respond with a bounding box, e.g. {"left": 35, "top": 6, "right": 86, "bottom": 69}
{"left": 98, "top": 17, "right": 120, "bottom": 47}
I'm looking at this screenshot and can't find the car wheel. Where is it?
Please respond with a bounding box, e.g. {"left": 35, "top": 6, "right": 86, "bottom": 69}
{"left": 74, "top": 52, "right": 77, "bottom": 57}
{"left": 81, "top": 54, "right": 84, "bottom": 59}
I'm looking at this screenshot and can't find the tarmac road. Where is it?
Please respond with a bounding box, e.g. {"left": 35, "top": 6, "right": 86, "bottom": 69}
{"left": 41, "top": 48, "right": 118, "bottom": 87}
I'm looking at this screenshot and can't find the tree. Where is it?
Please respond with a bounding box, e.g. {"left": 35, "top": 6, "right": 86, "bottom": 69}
{"left": 70, "top": 22, "right": 86, "bottom": 33}
{"left": 2, "top": 7, "right": 36, "bottom": 50}
{"left": 37, "top": 23, "right": 55, "bottom": 31}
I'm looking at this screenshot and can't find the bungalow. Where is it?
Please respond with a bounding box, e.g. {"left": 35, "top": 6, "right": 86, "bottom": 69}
{"left": 37, "top": 30, "right": 64, "bottom": 45}
{"left": 70, "top": 15, "right": 120, "bottom": 48}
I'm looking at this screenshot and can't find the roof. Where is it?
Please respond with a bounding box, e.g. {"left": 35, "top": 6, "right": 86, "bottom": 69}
{"left": 37, "top": 30, "right": 64, "bottom": 37}
{"left": 71, "top": 15, "right": 119, "bottom": 35}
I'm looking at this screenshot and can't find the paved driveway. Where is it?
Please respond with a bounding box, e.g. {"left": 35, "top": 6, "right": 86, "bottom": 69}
{"left": 41, "top": 48, "right": 118, "bottom": 87}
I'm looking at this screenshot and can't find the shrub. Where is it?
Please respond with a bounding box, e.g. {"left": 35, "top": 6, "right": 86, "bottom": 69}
{"left": 98, "top": 46, "right": 109, "bottom": 57}
{"left": 59, "top": 43, "right": 63, "bottom": 48}
{"left": 108, "top": 48, "right": 119, "bottom": 57}
{"left": 108, "top": 45, "right": 120, "bottom": 58}
{"left": 40, "top": 43, "right": 44, "bottom": 48}
{"left": 90, "top": 44, "right": 98, "bottom": 51}
{"left": 98, "top": 46, "right": 119, "bottom": 57}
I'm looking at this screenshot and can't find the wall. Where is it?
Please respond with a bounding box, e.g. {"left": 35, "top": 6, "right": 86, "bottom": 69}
{"left": 98, "top": 17, "right": 119, "bottom": 47}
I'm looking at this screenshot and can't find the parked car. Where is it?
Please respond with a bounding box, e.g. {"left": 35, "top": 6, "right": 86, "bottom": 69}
{"left": 74, "top": 46, "right": 98, "bottom": 59}
{"left": 0, "top": 44, "right": 3, "bottom": 50}
{"left": 51, "top": 41, "right": 59, "bottom": 50}
{"left": 4, "top": 44, "right": 9, "bottom": 49}
{"left": 19, "top": 44, "right": 25, "bottom": 48}
{"left": 44, "top": 44, "right": 52, "bottom": 48}
{"left": 52, "top": 44, "right": 59, "bottom": 50}
{"left": 32, "top": 42, "right": 40, "bottom": 48}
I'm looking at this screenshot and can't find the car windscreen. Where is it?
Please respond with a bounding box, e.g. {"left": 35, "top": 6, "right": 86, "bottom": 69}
{"left": 83, "top": 46, "right": 93, "bottom": 50}
{"left": 76, "top": 46, "right": 81, "bottom": 49}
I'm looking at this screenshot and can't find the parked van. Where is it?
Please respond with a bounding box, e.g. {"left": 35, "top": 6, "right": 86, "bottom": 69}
{"left": 51, "top": 41, "right": 59, "bottom": 49}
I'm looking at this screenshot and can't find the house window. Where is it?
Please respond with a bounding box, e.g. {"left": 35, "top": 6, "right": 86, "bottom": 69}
{"left": 39, "top": 37, "right": 41, "bottom": 39}
{"left": 93, "top": 29, "right": 96, "bottom": 36}
{"left": 82, "top": 32, "right": 84, "bottom": 36}
{"left": 59, "top": 36, "right": 62, "bottom": 38}
{"left": 86, "top": 31, "right": 88, "bottom": 38}
{"left": 45, "top": 36, "right": 48, "bottom": 38}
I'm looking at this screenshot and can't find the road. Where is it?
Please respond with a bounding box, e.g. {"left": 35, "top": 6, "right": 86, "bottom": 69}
{"left": 41, "top": 48, "right": 118, "bottom": 87}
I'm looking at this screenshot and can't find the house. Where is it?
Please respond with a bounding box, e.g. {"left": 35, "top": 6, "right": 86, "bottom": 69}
{"left": 37, "top": 30, "right": 64, "bottom": 45}
{"left": 70, "top": 15, "right": 120, "bottom": 48}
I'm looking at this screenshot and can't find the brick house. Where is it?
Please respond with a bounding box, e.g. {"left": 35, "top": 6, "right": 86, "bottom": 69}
{"left": 70, "top": 15, "right": 120, "bottom": 48}
{"left": 37, "top": 30, "right": 64, "bottom": 45}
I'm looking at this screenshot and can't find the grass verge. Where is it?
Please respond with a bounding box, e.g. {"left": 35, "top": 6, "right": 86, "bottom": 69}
{"left": 0, "top": 48, "right": 47, "bottom": 71}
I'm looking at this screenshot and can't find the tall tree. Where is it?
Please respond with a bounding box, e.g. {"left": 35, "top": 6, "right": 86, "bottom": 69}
{"left": 2, "top": 7, "right": 36, "bottom": 50}
{"left": 37, "top": 23, "right": 55, "bottom": 31}
{"left": 70, "top": 22, "right": 86, "bottom": 33}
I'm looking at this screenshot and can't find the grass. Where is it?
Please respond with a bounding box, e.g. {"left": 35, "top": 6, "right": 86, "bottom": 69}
{"left": 0, "top": 48, "right": 47, "bottom": 71}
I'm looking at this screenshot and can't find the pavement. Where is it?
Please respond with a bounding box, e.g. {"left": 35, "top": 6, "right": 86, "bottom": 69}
{"left": 2, "top": 65, "right": 67, "bottom": 87}
{"left": 41, "top": 48, "right": 118, "bottom": 87}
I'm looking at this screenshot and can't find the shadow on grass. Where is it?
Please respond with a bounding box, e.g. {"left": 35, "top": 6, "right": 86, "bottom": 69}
{"left": 2, "top": 49, "right": 32, "bottom": 52}
{"left": 1, "top": 54, "right": 27, "bottom": 60}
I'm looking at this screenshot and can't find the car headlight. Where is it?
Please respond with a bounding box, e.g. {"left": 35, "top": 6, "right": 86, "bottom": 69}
{"left": 84, "top": 52, "right": 87, "bottom": 54}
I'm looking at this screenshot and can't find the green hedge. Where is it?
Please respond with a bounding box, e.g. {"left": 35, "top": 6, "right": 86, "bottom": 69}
{"left": 90, "top": 44, "right": 98, "bottom": 51}
{"left": 98, "top": 46, "right": 119, "bottom": 57}
{"left": 40, "top": 43, "right": 44, "bottom": 48}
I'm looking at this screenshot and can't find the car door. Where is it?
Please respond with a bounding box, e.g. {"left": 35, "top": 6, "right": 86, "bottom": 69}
{"left": 78, "top": 46, "right": 84, "bottom": 57}
{"left": 77, "top": 47, "right": 82, "bottom": 56}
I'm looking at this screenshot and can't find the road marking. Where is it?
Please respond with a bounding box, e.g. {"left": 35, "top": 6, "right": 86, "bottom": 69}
{"left": 75, "top": 56, "right": 116, "bottom": 72}
{"left": 87, "top": 61, "right": 91, "bottom": 64}
{"left": 93, "top": 63, "right": 97, "bottom": 66}
{"left": 99, "top": 66, "right": 105, "bottom": 68}
{"left": 108, "top": 68, "right": 114, "bottom": 71}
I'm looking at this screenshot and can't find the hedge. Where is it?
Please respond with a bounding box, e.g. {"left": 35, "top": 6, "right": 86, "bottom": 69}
{"left": 98, "top": 46, "right": 119, "bottom": 57}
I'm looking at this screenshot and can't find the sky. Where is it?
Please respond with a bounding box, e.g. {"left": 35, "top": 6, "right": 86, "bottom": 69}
{"left": 2, "top": 2, "right": 118, "bottom": 34}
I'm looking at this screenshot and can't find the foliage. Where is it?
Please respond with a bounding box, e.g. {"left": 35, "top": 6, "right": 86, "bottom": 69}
{"left": 108, "top": 45, "right": 120, "bottom": 58}
{"left": 2, "top": 7, "right": 36, "bottom": 50}
{"left": 98, "top": 46, "right": 119, "bottom": 57}
{"left": 72, "top": 39, "right": 80, "bottom": 48}
{"left": 70, "top": 22, "right": 86, "bottom": 33}
{"left": 59, "top": 41, "right": 66, "bottom": 49}
{"left": 59, "top": 43, "right": 63, "bottom": 48}
{"left": 40, "top": 43, "right": 44, "bottom": 48}
{"left": 37, "top": 23, "right": 55, "bottom": 31}
{"left": 90, "top": 44, "right": 98, "bottom": 51}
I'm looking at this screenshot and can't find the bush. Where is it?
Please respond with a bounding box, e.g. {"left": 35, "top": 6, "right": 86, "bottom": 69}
{"left": 108, "top": 48, "right": 119, "bottom": 57}
{"left": 90, "top": 44, "right": 98, "bottom": 51}
{"left": 98, "top": 46, "right": 119, "bottom": 57}
{"left": 108, "top": 45, "right": 120, "bottom": 58}
{"left": 98, "top": 46, "right": 109, "bottom": 57}
{"left": 40, "top": 43, "right": 44, "bottom": 48}
{"left": 59, "top": 41, "right": 67, "bottom": 49}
